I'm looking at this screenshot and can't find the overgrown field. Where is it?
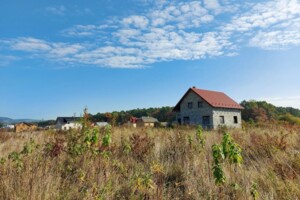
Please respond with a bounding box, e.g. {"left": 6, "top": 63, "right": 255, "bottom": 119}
{"left": 0, "top": 123, "right": 299, "bottom": 200}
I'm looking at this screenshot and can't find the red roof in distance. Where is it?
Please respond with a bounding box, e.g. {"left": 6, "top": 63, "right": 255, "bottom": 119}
{"left": 173, "top": 87, "right": 244, "bottom": 111}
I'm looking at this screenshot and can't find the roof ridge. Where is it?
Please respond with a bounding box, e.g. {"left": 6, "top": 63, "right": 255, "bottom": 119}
{"left": 191, "top": 87, "right": 225, "bottom": 94}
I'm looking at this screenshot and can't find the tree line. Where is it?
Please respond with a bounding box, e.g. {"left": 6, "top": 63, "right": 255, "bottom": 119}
{"left": 240, "top": 100, "right": 300, "bottom": 125}
{"left": 37, "top": 101, "right": 300, "bottom": 127}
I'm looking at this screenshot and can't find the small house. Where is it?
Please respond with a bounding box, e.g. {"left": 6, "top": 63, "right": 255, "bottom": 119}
{"left": 5, "top": 124, "right": 15, "bottom": 130}
{"left": 95, "top": 122, "right": 111, "bottom": 127}
{"left": 56, "top": 117, "right": 82, "bottom": 130}
{"left": 136, "top": 116, "right": 159, "bottom": 127}
{"left": 15, "top": 122, "right": 38, "bottom": 133}
{"left": 173, "top": 87, "right": 243, "bottom": 129}
{"left": 128, "top": 117, "right": 138, "bottom": 128}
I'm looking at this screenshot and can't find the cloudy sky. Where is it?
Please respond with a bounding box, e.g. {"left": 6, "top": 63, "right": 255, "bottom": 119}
{"left": 0, "top": 0, "right": 300, "bottom": 119}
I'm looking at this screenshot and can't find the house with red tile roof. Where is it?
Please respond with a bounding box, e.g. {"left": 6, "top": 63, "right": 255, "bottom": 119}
{"left": 173, "top": 87, "right": 243, "bottom": 129}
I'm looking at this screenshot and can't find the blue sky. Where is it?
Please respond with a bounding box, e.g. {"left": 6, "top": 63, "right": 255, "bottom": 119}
{"left": 1, "top": 0, "right": 300, "bottom": 119}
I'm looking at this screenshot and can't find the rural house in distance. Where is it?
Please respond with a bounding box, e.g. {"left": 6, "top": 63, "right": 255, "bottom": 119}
{"left": 136, "top": 116, "right": 159, "bottom": 127}
{"left": 15, "top": 122, "right": 38, "bottom": 133}
{"left": 173, "top": 87, "right": 243, "bottom": 129}
{"left": 55, "top": 117, "right": 82, "bottom": 130}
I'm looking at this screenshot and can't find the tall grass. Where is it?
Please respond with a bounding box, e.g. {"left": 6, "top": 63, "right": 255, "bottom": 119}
{"left": 0, "top": 124, "right": 299, "bottom": 199}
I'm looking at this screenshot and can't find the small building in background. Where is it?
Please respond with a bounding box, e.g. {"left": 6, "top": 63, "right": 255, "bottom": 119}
{"left": 159, "top": 122, "right": 169, "bottom": 127}
{"left": 128, "top": 117, "right": 138, "bottom": 128}
{"left": 95, "top": 122, "right": 111, "bottom": 128}
{"left": 55, "top": 117, "right": 82, "bottom": 130}
{"left": 136, "top": 116, "right": 159, "bottom": 127}
{"left": 15, "top": 122, "right": 38, "bottom": 133}
{"left": 5, "top": 124, "right": 15, "bottom": 130}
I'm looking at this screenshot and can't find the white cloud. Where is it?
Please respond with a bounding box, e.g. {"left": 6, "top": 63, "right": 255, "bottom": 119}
{"left": 35, "top": 0, "right": 235, "bottom": 68}
{"left": 122, "top": 15, "right": 149, "bottom": 29}
{"left": 46, "top": 5, "right": 92, "bottom": 16}
{"left": 4, "top": 37, "right": 86, "bottom": 63}
{"left": 149, "top": 1, "right": 214, "bottom": 29}
{"left": 219, "top": 0, "right": 300, "bottom": 50}
{"left": 10, "top": 37, "right": 52, "bottom": 52}
{"left": 203, "top": 0, "right": 221, "bottom": 11}
{"left": 62, "top": 25, "right": 99, "bottom": 37}
{"left": 3, "top": 0, "right": 300, "bottom": 68}
{"left": 0, "top": 55, "right": 18, "bottom": 67}
{"left": 49, "top": 43, "right": 85, "bottom": 57}
{"left": 46, "top": 5, "right": 66, "bottom": 15}
{"left": 61, "top": 24, "right": 117, "bottom": 37}
{"left": 249, "top": 30, "right": 300, "bottom": 49}
{"left": 223, "top": 0, "right": 300, "bottom": 32}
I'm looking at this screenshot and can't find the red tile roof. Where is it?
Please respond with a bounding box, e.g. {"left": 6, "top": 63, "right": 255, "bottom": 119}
{"left": 173, "top": 87, "right": 243, "bottom": 111}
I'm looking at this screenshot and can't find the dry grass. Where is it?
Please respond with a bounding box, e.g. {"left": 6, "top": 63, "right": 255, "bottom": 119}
{"left": 0, "top": 125, "right": 299, "bottom": 200}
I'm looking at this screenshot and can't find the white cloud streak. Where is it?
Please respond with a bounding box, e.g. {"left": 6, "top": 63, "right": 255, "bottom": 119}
{"left": 46, "top": 6, "right": 66, "bottom": 15}
{"left": 0, "top": 55, "right": 18, "bottom": 67}
{"left": 250, "top": 30, "right": 300, "bottom": 49}
{"left": 223, "top": 0, "right": 300, "bottom": 32}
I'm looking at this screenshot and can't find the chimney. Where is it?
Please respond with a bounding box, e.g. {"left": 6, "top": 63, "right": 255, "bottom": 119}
{"left": 192, "top": 86, "right": 196, "bottom": 88}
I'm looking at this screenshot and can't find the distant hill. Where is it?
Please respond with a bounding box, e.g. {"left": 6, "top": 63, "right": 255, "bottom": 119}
{"left": 0, "top": 117, "right": 41, "bottom": 124}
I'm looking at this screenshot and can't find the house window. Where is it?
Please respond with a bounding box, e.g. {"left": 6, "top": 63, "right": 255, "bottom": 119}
{"left": 198, "top": 101, "right": 203, "bottom": 108}
{"left": 188, "top": 102, "right": 193, "bottom": 109}
{"left": 202, "top": 116, "right": 210, "bottom": 125}
{"left": 234, "top": 116, "right": 238, "bottom": 124}
{"left": 220, "top": 116, "right": 225, "bottom": 124}
{"left": 183, "top": 116, "right": 190, "bottom": 125}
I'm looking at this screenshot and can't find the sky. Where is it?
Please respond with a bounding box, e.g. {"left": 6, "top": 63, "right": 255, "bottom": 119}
{"left": 0, "top": 0, "right": 300, "bottom": 119}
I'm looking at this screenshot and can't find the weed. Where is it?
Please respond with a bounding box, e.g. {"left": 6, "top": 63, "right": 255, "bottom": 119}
{"left": 250, "top": 182, "right": 259, "bottom": 200}
{"left": 196, "top": 125, "right": 205, "bottom": 149}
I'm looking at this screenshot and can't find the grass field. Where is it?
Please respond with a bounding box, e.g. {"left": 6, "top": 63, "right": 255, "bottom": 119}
{"left": 0, "top": 124, "right": 299, "bottom": 200}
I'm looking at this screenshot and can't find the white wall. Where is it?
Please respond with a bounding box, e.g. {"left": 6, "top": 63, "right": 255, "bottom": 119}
{"left": 61, "top": 122, "right": 82, "bottom": 130}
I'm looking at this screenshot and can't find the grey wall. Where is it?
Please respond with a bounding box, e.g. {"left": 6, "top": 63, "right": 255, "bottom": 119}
{"left": 212, "top": 108, "right": 242, "bottom": 129}
{"left": 177, "top": 91, "right": 213, "bottom": 127}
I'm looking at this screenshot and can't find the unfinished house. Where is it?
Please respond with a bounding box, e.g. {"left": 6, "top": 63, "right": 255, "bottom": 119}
{"left": 173, "top": 87, "right": 243, "bottom": 129}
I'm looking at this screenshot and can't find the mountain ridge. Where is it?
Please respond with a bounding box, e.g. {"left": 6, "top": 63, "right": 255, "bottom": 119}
{"left": 0, "top": 117, "right": 41, "bottom": 124}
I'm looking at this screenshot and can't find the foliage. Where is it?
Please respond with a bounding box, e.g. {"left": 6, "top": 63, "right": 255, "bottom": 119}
{"left": 37, "top": 120, "right": 56, "bottom": 127}
{"left": 279, "top": 113, "right": 300, "bottom": 125}
{"left": 212, "top": 163, "right": 226, "bottom": 184}
{"left": 212, "top": 133, "right": 243, "bottom": 185}
{"left": 241, "top": 100, "right": 300, "bottom": 125}
{"left": 102, "top": 125, "right": 112, "bottom": 147}
{"left": 250, "top": 182, "right": 259, "bottom": 200}
{"left": 21, "top": 138, "right": 38, "bottom": 155}
{"left": 195, "top": 125, "right": 205, "bottom": 148}
{"left": 90, "top": 106, "right": 176, "bottom": 125}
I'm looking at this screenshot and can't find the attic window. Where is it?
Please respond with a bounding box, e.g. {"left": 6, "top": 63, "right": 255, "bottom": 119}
{"left": 198, "top": 101, "right": 203, "bottom": 108}
{"left": 188, "top": 102, "right": 193, "bottom": 109}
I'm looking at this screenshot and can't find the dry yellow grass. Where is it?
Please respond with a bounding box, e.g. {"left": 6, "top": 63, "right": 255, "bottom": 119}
{"left": 0, "top": 125, "right": 299, "bottom": 200}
